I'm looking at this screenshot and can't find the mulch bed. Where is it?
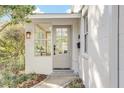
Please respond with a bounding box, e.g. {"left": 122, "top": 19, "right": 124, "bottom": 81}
{"left": 17, "top": 74, "right": 47, "bottom": 88}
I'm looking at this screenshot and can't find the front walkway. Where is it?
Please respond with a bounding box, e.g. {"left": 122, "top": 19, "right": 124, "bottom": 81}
{"left": 32, "top": 70, "right": 79, "bottom": 88}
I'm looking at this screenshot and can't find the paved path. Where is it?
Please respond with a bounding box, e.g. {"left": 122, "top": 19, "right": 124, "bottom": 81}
{"left": 32, "top": 71, "right": 78, "bottom": 88}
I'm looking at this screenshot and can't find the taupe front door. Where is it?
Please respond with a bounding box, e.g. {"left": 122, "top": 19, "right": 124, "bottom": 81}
{"left": 53, "top": 25, "right": 72, "bottom": 69}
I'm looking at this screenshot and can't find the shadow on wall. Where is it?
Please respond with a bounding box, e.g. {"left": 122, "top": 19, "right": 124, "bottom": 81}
{"left": 83, "top": 5, "right": 110, "bottom": 88}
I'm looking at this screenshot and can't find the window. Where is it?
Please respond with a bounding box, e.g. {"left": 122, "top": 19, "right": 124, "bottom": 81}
{"left": 84, "top": 12, "right": 88, "bottom": 53}
{"left": 34, "top": 24, "right": 51, "bottom": 56}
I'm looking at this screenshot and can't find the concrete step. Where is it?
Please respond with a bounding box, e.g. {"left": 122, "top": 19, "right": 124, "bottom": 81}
{"left": 53, "top": 70, "right": 74, "bottom": 73}
{"left": 51, "top": 70, "right": 78, "bottom": 77}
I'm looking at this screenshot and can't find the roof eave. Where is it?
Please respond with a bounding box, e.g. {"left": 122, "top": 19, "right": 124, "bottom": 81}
{"left": 28, "top": 13, "right": 81, "bottom": 19}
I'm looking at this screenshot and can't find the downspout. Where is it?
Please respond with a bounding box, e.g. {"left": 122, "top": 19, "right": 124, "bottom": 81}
{"left": 71, "top": 5, "right": 84, "bottom": 14}
{"left": 117, "top": 5, "right": 120, "bottom": 88}
{"left": 79, "top": 5, "right": 85, "bottom": 13}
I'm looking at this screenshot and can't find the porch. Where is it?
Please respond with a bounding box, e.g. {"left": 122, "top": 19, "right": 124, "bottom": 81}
{"left": 25, "top": 14, "right": 81, "bottom": 75}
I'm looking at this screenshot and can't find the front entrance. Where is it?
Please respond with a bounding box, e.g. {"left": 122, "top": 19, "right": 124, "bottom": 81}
{"left": 53, "top": 25, "right": 72, "bottom": 69}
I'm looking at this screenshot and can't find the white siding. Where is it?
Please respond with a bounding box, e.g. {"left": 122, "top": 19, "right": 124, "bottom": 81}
{"left": 79, "top": 6, "right": 113, "bottom": 88}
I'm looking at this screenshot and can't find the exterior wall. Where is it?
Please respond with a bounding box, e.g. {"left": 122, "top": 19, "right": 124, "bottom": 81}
{"left": 79, "top": 6, "right": 113, "bottom": 88}
{"left": 72, "top": 19, "right": 80, "bottom": 74}
{"left": 119, "top": 5, "right": 124, "bottom": 88}
{"left": 25, "top": 18, "right": 80, "bottom": 75}
{"left": 25, "top": 23, "right": 52, "bottom": 75}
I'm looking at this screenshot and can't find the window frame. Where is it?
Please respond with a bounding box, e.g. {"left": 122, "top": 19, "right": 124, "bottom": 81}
{"left": 34, "top": 24, "right": 51, "bottom": 56}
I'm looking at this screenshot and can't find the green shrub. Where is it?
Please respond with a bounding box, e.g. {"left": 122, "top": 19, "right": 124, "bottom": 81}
{"left": 65, "top": 78, "right": 84, "bottom": 88}
{"left": 0, "top": 71, "right": 38, "bottom": 88}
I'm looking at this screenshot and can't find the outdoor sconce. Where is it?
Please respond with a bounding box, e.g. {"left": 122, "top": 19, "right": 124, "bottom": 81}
{"left": 26, "top": 31, "right": 31, "bottom": 39}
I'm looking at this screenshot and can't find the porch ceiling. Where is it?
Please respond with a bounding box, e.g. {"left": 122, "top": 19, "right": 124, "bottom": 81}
{"left": 37, "top": 23, "right": 51, "bottom": 32}
{"left": 29, "top": 13, "right": 81, "bottom": 19}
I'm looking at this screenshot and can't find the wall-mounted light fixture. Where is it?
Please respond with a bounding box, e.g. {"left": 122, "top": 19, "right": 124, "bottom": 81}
{"left": 26, "top": 31, "right": 31, "bottom": 39}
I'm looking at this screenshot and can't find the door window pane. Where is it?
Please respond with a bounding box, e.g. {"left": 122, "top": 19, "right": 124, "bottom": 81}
{"left": 55, "top": 27, "right": 68, "bottom": 55}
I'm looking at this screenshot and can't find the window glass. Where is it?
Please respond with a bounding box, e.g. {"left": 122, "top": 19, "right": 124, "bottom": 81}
{"left": 55, "top": 28, "right": 68, "bottom": 54}
{"left": 34, "top": 24, "right": 51, "bottom": 56}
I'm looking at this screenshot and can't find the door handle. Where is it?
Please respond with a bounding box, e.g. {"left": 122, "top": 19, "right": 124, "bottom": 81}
{"left": 53, "top": 45, "right": 56, "bottom": 55}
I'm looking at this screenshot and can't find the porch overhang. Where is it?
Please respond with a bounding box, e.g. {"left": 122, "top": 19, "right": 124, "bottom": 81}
{"left": 28, "top": 13, "right": 81, "bottom": 19}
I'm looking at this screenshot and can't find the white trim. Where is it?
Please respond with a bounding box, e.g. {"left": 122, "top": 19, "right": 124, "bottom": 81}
{"left": 109, "top": 6, "right": 118, "bottom": 88}
{"left": 29, "top": 13, "right": 81, "bottom": 19}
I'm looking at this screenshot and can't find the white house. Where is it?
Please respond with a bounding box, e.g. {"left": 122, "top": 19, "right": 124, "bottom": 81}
{"left": 25, "top": 5, "right": 124, "bottom": 88}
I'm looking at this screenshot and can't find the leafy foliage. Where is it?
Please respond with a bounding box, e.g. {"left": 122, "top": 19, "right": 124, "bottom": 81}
{"left": 65, "top": 78, "right": 85, "bottom": 88}
{"left": 0, "top": 5, "right": 35, "bottom": 23}
{"left": 0, "top": 5, "right": 45, "bottom": 88}
{"left": 0, "top": 71, "right": 38, "bottom": 88}
{"left": 0, "top": 24, "right": 25, "bottom": 59}
{"left": 0, "top": 5, "right": 36, "bottom": 32}
{"left": 0, "top": 5, "right": 35, "bottom": 57}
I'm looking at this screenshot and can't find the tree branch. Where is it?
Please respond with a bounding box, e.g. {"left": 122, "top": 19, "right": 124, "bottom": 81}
{"left": 0, "top": 22, "right": 10, "bottom": 32}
